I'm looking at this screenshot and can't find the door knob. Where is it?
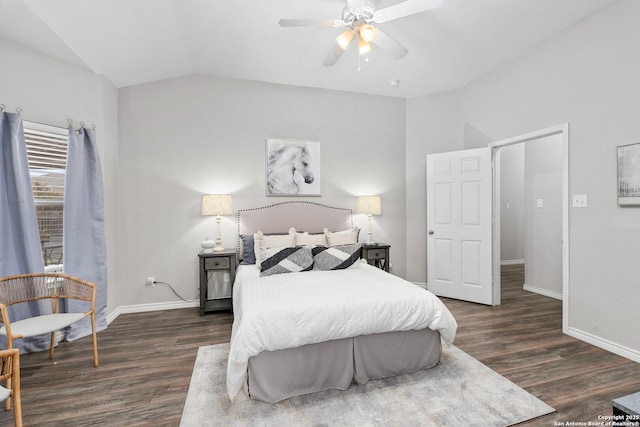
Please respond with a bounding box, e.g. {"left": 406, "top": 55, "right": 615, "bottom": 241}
{"left": 428, "top": 230, "right": 434, "bottom": 235}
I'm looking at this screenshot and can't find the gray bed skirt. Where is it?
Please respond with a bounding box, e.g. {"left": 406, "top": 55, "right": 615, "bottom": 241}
{"left": 247, "top": 328, "right": 442, "bottom": 403}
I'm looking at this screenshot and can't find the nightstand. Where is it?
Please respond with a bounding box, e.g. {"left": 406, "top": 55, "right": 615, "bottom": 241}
{"left": 198, "top": 250, "right": 236, "bottom": 315}
{"left": 361, "top": 243, "right": 390, "bottom": 272}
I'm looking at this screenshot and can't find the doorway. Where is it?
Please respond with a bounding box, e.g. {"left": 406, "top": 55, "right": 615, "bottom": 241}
{"left": 490, "top": 124, "right": 569, "bottom": 333}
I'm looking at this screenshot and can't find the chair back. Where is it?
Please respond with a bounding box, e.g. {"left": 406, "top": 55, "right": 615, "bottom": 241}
{"left": 0, "top": 273, "right": 95, "bottom": 307}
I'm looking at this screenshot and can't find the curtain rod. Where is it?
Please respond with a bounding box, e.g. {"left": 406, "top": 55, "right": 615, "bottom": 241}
{"left": 1, "top": 103, "right": 96, "bottom": 129}
{"left": 0, "top": 104, "right": 22, "bottom": 114}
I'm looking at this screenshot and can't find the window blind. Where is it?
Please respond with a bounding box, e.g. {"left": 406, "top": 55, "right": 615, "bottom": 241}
{"left": 24, "top": 121, "right": 68, "bottom": 266}
{"left": 24, "top": 123, "right": 68, "bottom": 203}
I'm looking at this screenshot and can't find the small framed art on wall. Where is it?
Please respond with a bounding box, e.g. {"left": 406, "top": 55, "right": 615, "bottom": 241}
{"left": 618, "top": 142, "right": 640, "bottom": 206}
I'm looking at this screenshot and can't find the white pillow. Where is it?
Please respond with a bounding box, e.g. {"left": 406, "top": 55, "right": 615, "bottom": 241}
{"left": 254, "top": 228, "right": 296, "bottom": 267}
{"left": 324, "top": 227, "right": 360, "bottom": 247}
{"left": 296, "top": 232, "right": 327, "bottom": 246}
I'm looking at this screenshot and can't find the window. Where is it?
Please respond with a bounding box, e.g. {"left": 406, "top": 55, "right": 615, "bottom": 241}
{"left": 24, "top": 121, "right": 68, "bottom": 268}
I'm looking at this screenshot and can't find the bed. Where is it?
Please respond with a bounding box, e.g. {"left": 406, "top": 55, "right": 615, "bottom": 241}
{"left": 227, "top": 201, "right": 457, "bottom": 403}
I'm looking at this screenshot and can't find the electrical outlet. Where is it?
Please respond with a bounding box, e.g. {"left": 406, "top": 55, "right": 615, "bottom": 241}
{"left": 146, "top": 276, "right": 155, "bottom": 287}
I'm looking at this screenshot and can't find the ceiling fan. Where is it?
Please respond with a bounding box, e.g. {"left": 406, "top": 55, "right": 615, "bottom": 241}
{"left": 278, "top": 0, "right": 443, "bottom": 66}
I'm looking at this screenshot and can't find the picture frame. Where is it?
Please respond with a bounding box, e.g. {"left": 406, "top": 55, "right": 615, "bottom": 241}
{"left": 266, "top": 138, "right": 321, "bottom": 196}
{"left": 617, "top": 142, "right": 640, "bottom": 206}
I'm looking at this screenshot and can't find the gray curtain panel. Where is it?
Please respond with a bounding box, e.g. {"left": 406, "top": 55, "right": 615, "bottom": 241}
{"left": 0, "top": 111, "right": 50, "bottom": 352}
{"left": 63, "top": 126, "right": 108, "bottom": 340}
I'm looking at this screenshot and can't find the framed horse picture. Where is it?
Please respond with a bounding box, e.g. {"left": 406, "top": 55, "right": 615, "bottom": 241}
{"left": 266, "top": 138, "right": 321, "bottom": 196}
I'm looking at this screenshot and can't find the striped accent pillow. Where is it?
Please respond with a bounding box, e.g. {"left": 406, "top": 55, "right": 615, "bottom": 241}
{"left": 260, "top": 246, "right": 313, "bottom": 277}
{"left": 312, "top": 244, "right": 362, "bottom": 271}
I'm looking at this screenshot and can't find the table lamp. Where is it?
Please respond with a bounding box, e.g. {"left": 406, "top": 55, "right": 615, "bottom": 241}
{"left": 201, "top": 194, "right": 233, "bottom": 252}
{"left": 356, "top": 195, "right": 381, "bottom": 244}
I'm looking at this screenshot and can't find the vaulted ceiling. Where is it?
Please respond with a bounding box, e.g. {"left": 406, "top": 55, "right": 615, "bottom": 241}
{"left": 0, "top": 0, "right": 618, "bottom": 98}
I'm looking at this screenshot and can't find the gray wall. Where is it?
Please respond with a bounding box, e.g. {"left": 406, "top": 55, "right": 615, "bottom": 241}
{"left": 406, "top": 0, "right": 640, "bottom": 355}
{"left": 460, "top": 0, "right": 640, "bottom": 352}
{"left": 498, "top": 136, "right": 563, "bottom": 299}
{"left": 499, "top": 144, "right": 525, "bottom": 263}
{"left": 523, "top": 135, "right": 563, "bottom": 298}
{"left": 117, "top": 75, "right": 407, "bottom": 306}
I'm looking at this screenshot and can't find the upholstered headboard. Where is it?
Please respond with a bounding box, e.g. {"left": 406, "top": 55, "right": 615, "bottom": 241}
{"left": 236, "top": 201, "right": 353, "bottom": 262}
{"left": 237, "top": 201, "right": 353, "bottom": 236}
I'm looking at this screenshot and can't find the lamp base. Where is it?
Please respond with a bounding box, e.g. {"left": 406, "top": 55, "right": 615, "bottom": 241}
{"left": 365, "top": 233, "right": 374, "bottom": 245}
{"left": 201, "top": 236, "right": 215, "bottom": 253}
{"left": 213, "top": 245, "right": 225, "bottom": 252}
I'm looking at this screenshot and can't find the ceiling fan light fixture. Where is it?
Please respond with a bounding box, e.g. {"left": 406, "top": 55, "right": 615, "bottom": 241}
{"left": 359, "top": 24, "right": 376, "bottom": 42}
{"left": 280, "top": 0, "right": 442, "bottom": 66}
{"left": 336, "top": 29, "right": 355, "bottom": 50}
{"left": 358, "top": 37, "right": 371, "bottom": 55}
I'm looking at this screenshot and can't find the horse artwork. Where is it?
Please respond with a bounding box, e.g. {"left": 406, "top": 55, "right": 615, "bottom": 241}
{"left": 266, "top": 139, "right": 321, "bottom": 196}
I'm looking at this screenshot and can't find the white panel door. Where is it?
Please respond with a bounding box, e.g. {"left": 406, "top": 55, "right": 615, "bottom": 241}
{"left": 426, "top": 147, "right": 494, "bottom": 305}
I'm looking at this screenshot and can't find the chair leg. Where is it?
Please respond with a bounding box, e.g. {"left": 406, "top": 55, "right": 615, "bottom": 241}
{"left": 12, "top": 352, "right": 22, "bottom": 427}
{"left": 49, "top": 331, "right": 56, "bottom": 360}
{"left": 4, "top": 377, "right": 10, "bottom": 411}
{"left": 13, "top": 392, "right": 22, "bottom": 427}
{"left": 4, "top": 335, "right": 11, "bottom": 411}
{"left": 91, "top": 313, "right": 99, "bottom": 367}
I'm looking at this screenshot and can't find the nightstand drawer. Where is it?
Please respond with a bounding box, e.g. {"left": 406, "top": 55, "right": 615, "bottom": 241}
{"left": 204, "top": 257, "right": 230, "bottom": 270}
{"left": 367, "top": 249, "right": 386, "bottom": 260}
{"left": 361, "top": 244, "right": 390, "bottom": 272}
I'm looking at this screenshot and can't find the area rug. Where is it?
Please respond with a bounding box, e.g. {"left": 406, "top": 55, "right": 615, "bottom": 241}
{"left": 180, "top": 343, "right": 554, "bottom": 427}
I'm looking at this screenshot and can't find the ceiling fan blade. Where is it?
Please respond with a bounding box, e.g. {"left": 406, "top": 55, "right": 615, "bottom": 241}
{"left": 373, "top": 0, "right": 443, "bottom": 24}
{"left": 322, "top": 41, "right": 351, "bottom": 66}
{"left": 278, "top": 19, "right": 346, "bottom": 28}
{"left": 371, "top": 29, "right": 408, "bottom": 59}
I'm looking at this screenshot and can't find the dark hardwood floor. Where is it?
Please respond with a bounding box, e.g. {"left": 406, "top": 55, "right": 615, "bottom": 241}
{"left": 444, "top": 264, "right": 640, "bottom": 426}
{"left": 2, "top": 264, "right": 639, "bottom": 426}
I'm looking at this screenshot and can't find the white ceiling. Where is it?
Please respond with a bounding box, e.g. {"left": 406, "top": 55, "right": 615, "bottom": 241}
{"left": 0, "top": 0, "right": 618, "bottom": 98}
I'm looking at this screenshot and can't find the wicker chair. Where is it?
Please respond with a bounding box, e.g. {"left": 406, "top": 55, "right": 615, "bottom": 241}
{"left": 0, "top": 304, "right": 22, "bottom": 427}
{"left": 0, "top": 273, "right": 98, "bottom": 368}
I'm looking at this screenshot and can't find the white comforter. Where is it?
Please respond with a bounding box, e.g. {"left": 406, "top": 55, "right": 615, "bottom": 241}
{"left": 226, "top": 262, "right": 457, "bottom": 401}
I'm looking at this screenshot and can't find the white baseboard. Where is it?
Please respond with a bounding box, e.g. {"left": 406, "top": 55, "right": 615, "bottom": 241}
{"left": 106, "top": 300, "right": 199, "bottom": 325}
{"left": 412, "top": 281, "right": 427, "bottom": 289}
{"left": 566, "top": 326, "right": 640, "bottom": 364}
{"left": 500, "top": 259, "right": 525, "bottom": 266}
{"left": 523, "top": 283, "right": 563, "bottom": 300}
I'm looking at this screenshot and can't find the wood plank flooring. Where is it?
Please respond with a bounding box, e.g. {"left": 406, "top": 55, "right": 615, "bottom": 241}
{"left": 2, "top": 264, "right": 639, "bottom": 426}
{"left": 444, "top": 264, "right": 640, "bottom": 426}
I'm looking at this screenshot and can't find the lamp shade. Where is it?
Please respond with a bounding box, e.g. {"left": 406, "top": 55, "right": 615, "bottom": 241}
{"left": 358, "top": 37, "right": 371, "bottom": 55}
{"left": 356, "top": 196, "right": 381, "bottom": 216}
{"left": 359, "top": 24, "right": 376, "bottom": 43}
{"left": 337, "top": 29, "right": 355, "bottom": 50}
{"left": 201, "top": 194, "right": 233, "bottom": 216}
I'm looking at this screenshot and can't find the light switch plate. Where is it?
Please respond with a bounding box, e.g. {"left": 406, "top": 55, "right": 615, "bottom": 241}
{"left": 573, "top": 194, "right": 588, "bottom": 208}
{"left": 536, "top": 199, "right": 543, "bottom": 208}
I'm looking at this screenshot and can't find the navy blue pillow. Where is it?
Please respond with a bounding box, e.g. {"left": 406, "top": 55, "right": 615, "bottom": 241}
{"left": 240, "top": 234, "right": 256, "bottom": 265}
